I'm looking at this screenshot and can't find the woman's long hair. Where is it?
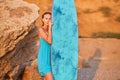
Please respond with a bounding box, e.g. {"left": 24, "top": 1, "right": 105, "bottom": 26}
{"left": 42, "top": 12, "right": 52, "bottom": 26}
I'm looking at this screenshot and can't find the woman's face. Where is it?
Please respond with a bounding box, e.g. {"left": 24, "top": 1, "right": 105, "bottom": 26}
{"left": 42, "top": 14, "right": 51, "bottom": 26}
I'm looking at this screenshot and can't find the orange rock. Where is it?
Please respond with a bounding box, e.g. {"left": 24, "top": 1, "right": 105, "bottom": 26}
{"left": 22, "top": 59, "right": 43, "bottom": 80}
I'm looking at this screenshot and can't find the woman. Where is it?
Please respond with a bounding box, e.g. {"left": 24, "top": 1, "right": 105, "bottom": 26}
{"left": 37, "top": 12, "right": 54, "bottom": 80}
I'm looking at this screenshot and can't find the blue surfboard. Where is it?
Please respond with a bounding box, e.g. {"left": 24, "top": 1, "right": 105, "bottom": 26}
{"left": 51, "top": 0, "right": 78, "bottom": 80}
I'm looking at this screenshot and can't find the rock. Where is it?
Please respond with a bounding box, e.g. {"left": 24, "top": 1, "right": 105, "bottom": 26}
{"left": 0, "top": 27, "right": 40, "bottom": 80}
{"left": 0, "top": 0, "right": 39, "bottom": 57}
{"left": 0, "top": 0, "right": 40, "bottom": 79}
{"left": 22, "top": 59, "right": 43, "bottom": 80}
{"left": 7, "top": 65, "right": 20, "bottom": 80}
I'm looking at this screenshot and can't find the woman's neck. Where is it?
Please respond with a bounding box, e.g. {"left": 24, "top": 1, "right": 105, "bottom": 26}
{"left": 42, "top": 25, "right": 48, "bottom": 31}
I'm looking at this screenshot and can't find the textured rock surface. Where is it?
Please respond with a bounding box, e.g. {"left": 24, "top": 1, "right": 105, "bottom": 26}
{"left": 0, "top": 0, "right": 39, "bottom": 57}
{"left": 22, "top": 59, "right": 43, "bottom": 80}
{"left": 0, "top": 0, "right": 40, "bottom": 79}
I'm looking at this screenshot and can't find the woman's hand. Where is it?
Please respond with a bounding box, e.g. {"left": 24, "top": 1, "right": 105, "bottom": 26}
{"left": 49, "top": 20, "right": 53, "bottom": 29}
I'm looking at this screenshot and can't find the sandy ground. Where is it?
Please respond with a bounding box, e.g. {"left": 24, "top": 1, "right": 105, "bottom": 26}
{"left": 78, "top": 38, "right": 120, "bottom": 80}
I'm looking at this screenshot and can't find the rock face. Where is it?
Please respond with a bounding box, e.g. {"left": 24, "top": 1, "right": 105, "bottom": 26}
{"left": 0, "top": 0, "right": 40, "bottom": 79}
{"left": 0, "top": 0, "right": 39, "bottom": 57}
{"left": 22, "top": 59, "right": 43, "bottom": 80}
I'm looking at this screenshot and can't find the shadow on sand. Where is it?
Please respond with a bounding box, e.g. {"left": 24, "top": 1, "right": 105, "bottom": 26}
{"left": 77, "top": 48, "right": 102, "bottom": 80}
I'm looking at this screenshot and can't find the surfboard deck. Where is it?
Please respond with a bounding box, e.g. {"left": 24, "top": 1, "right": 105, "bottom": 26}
{"left": 51, "top": 0, "right": 78, "bottom": 80}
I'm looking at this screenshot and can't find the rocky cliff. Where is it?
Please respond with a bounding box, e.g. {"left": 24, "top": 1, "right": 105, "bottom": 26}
{"left": 0, "top": 0, "right": 41, "bottom": 79}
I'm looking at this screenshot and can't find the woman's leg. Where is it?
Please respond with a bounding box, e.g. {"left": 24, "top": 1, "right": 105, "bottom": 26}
{"left": 43, "top": 77, "right": 47, "bottom": 80}
{"left": 44, "top": 72, "right": 54, "bottom": 80}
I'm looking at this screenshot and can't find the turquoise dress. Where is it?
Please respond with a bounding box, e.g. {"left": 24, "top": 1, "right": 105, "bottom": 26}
{"left": 37, "top": 38, "right": 52, "bottom": 77}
